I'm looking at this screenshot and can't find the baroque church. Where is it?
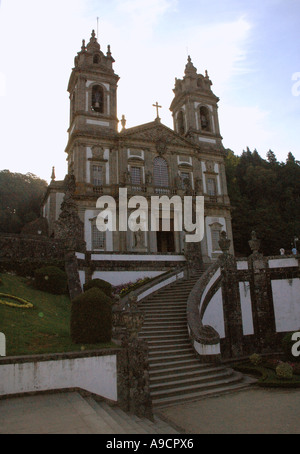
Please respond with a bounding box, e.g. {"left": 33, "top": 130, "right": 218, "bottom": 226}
{"left": 42, "top": 30, "right": 234, "bottom": 283}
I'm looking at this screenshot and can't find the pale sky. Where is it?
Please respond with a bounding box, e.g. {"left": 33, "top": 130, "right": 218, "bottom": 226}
{"left": 0, "top": 0, "right": 299, "bottom": 183}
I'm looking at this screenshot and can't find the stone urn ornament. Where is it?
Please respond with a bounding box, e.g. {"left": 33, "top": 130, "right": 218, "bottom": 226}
{"left": 248, "top": 231, "right": 261, "bottom": 254}
{"left": 218, "top": 231, "right": 231, "bottom": 253}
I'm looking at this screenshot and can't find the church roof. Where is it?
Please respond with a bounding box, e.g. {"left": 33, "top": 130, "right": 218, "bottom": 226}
{"left": 119, "top": 119, "right": 199, "bottom": 151}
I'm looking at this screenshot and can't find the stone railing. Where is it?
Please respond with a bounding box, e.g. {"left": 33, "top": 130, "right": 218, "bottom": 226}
{"left": 187, "top": 231, "right": 300, "bottom": 361}
{"left": 187, "top": 261, "right": 222, "bottom": 363}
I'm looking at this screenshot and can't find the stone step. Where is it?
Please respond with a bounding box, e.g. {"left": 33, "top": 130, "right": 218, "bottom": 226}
{"left": 148, "top": 346, "right": 193, "bottom": 358}
{"left": 143, "top": 315, "right": 187, "bottom": 323}
{"left": 150, "top": 369, "right": 233, "bottom": 392}
{"left": 141, "top": 307, "right": 187, "bottom": 314}
{"left": 142, "top": 332, "right": 187, "bottom": 340}
{"left": 149, "top": 352, "right": 197, "bottom": 366}
{"left": 152, "top": 376, "right": 248, "bottom": 408}
{"left": 86, "top": 399, "right": 180, "bottom": 434}
{"left": 151, "top": 372, "right": 244, "bottom": 404}
{"left": 141, "top": 303, "right": 187, "bottom": 310}
{"left": 146, "top": 338, "right": 190, "bottom": 348}
{"left": 149, "top": 363, "right": 223, "bottom": 379}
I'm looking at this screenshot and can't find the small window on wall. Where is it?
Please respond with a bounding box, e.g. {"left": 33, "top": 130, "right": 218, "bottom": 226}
{"left": 130, "top": 166, "right": 142, "bottom": 185}
{"left": 180, "top": 172, "right": 191, "bottom": 189}
{"left": 177, "top": 111, "right": 185, "bottom": 135}
{"left": 92, "top": 85, "right": 104, "bottom": 113}
{"left": 92, "top": 165, "right": 103, "bottom": 186}
{"left": 211, "top": 229, "right": 221, "bottom": 251}
{"left": 92, "top": 224, "right": 105, "bottom": 250}
{"left": 200, "top": 106, "right": 210, "bottom": 132}
{"left": 207, "top": 178, "right": 216, "bottom": 196}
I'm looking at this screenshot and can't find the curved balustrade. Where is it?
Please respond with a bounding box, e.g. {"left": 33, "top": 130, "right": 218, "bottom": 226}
{"left": 187, "top": 260, "right": 222, "bottom": 362}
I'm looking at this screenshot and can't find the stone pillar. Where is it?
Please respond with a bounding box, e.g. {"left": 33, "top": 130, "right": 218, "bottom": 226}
{"left": 247, "top": 231, "right": 276, "bottom": 353}
{"left": 64, "top": 251, "right": 83, "bottom": 300}
{"left": 114, "top": 297, "right": 153, "bottom": 420}
{"left": 219, "top": 232, "right": 244, "bottom": 358}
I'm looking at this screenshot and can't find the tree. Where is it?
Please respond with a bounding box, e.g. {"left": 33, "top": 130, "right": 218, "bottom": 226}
{"left": 225, "top": 148, "right": 300, "bottom": 256}
{"left": 0, "top": 170, "right": 47, "bottom": 233}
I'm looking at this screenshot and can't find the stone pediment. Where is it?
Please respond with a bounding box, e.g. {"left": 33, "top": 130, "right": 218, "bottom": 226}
{"left": 120, "top": 120, "right": 197, "bottom": 153}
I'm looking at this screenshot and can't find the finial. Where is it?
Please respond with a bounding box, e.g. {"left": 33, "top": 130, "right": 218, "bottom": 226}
{"left": 51, "top": 166, "right": 56, "bottom": 181}
{"left": 121, "top": 114, "right": 126, "bottom": 130}
{"left": 81, "top": 39, "right": 86, "bottom": 51}
{"left": 107, "top": 44, "right": 111, "bottom": 57}
{"left": 91, "top": 29, "right": 96, "bottom": 39}
{"left": 248, "top": 230, "right": 261, "bottom": 255}
{"left": 218, "top": 231, "right": 231, "bottom": 254}
{"left": 205, "top": 69, "right": 209, "bottom": 78}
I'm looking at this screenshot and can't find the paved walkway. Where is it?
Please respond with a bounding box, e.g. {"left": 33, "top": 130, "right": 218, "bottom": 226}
{"left": 157, "top": 387, "right": 300, "bottom": 434}
{"left": 1, "top": 387, "right": 300, "bottom": 434}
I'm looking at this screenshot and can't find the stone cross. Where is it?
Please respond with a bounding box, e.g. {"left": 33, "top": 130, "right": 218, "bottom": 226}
{"left": 152, "top": 102, "right": 162, "bottom": 119}
{"left": 0, "top": 332, "right": 6, "bottom": 357}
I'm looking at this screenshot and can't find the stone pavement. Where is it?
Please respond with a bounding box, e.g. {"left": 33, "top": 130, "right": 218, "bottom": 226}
{"left": 157, "top": 387, "right": 300, "bottom": 434}
{"left": 1, "top": 387, "right": 300, "bottom": 434}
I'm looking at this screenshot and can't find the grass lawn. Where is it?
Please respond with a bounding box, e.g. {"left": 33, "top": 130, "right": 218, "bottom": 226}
{"left": 0, "top": 273, "right": 116, "bottom": 356}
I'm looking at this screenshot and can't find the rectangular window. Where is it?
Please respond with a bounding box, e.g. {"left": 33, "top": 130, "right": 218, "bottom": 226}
{"left": 92, "top": 224, "right": 105, "bottom": 250}
{"left": 92, "top": 165, "right": 103, "bottom": 186}
{"left": 180, "top": 172, "right": 191, "bottom": 189}
{"left": 207, "top": 178, "right": 216, "bottom": 196}
{"left": 130, "top": 166, "right": 142, "bottom": 185}
{"left": 212, "top": 229, "right": 221, "bottom": 251}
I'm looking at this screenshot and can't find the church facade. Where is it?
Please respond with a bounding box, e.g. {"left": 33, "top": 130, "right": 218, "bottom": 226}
{"left": 42, "top": 31, "right": 234, "bottom": 283}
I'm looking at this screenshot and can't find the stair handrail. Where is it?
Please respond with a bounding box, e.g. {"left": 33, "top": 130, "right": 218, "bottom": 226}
{"left": 114, "top": 265, "right": 188, "bottom": 312}
{"left": 187, "top": 260, "right": 222, "bottom": 362}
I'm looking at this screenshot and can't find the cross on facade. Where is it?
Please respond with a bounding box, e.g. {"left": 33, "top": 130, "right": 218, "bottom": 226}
{"left": 152, "top": 102, "right": 162, "bottom": 119}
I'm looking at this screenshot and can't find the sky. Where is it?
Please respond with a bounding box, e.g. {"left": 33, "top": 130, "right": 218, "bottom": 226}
{"left": 0, "top": 0, "right": 299, "bottom": 183}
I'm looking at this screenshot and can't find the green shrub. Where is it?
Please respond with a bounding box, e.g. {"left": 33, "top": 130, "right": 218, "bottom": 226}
{"left": 249, "top": 353, "right": 262, "bottom": 366}
{"left": 276, "top": 362, "right": 293, "bottom": 379}
{"left": 83, "top": 278, "right": 112, "bottom": 298}
{"left": 34, "top": 266, "right": 68, "bottom": 294}
{"left": 70, "top": 288, "right": 112, "bottom": 344}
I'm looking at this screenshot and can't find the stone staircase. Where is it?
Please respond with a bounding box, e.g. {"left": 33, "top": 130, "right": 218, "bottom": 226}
{"left": 138, "top": 272, "right": 250, "bottom": 408}
{"left": 0, "top": 392, "right": 179, "bottom": 434}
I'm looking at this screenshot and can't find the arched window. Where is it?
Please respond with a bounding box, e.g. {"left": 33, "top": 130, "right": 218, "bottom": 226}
{"left": 177, "top": 111, "right": 185, "bottom": 135}
{"left": 91, "top": 85, "right": 104, "bottom": 113}
{"left": 153, "top": 157, "right": 169, "bottom": 189}
{"left": 200, "top": 106, "right": 210, "bottom": 131}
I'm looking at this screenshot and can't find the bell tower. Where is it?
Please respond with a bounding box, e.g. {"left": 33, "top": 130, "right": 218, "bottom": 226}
{"left": 170, "top": 56, "right": 222, "bottom": 148}
{"left": 65, "top": 30, "right": 119, "bottom": 181}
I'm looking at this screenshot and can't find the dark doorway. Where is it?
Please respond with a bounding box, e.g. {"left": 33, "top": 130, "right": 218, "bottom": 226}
{"left": 156, "top": 219, "right": 175, "bottom": 253}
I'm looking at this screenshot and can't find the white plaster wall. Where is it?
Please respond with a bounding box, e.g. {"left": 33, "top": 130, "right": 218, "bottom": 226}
{"left": 269, "top": 258, "right": 298, "bottom": 268}
{"left": 205, "top": 217, "right": 226, "bottom": 258}
{"left": 272, "top": 278, "right": 300, "bottom": 332}
{"left": 79, "top": 270, "right": 85, "bottom": 289}
{"left": 0, "top": 355, "right": 118, "bottom": 401}
{"left": 200, "top": 268, "right": 221, "bottom": 309}
{"left": 239, "top": 281, "right": 254, "bottom": 335}
{"left": 90, "top": 254, "right": 186, "bottom": 262}
{"left": 0, "top": 333, "right": 6, "bottom": 357}
{"left": 92, "top": 270, "right": 163, "bottom": 287}
{"left": 201, "top": 162, "right": 207, "bottom": 193}
{"left": 201, "top": 288, "right": 225, "bottom": 338}
{"left": 237, "top": 261, "right": 248, "bottom": 270}
{"left": 214, "top": 163, "right": 221, "bottom": 195}
{"left": 86, "top": 147, "right": 93, "bottom": 183}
